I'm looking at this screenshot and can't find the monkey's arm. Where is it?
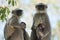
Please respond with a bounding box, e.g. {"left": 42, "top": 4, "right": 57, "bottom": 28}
{"left": 5, "top": 21, "right": 25, "bottom": 40}
{"left": 4, "top": 21, "right": 18, "bottom": 40}
{"left": 39, "top": 31, "right": 44, "bottom": 37}
{"left": 10, "top": 18, "right": 25, "bottom": 29}
{"left": 4, "top": 23, "right": 14, "bottom": 40}
{"left": 10, "top": 23, "right": 26, "bottom": 30}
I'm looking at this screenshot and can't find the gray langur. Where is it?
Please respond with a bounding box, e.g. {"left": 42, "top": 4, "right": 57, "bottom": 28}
{"left": 4, "top": 9, "right": 30, "bottom": 40}
{"left": 31, "top": 3, "right": 51, "bottom": 40}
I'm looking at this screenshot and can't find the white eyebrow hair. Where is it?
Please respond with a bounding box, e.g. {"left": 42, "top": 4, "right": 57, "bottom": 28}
{"left": 37, "top": 10, "right": 46, "bottom": 13}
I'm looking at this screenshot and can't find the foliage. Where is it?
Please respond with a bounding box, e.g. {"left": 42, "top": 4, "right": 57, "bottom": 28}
{"left": 7, "top": 0, "right": 17, "bottom": 6}
{"left": 0, "top": 0, "right": 17, "bottom": 21}
{"left": 0, "top": 7, "right": 10, "bottom": 21}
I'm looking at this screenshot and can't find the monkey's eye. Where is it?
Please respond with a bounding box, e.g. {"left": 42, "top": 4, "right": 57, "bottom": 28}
{"left": 38, "top": 6, "right": 45, "bottom": 10}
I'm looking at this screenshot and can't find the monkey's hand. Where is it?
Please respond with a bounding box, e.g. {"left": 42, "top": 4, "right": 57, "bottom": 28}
{"left": 10, "top": 22, "right": 26, "bottom": 30}
{"left": 41, "top": 32, "right": 49, "bottom": 39}
{"left": 38, "top": 32, "right": 44, "bottom": 37}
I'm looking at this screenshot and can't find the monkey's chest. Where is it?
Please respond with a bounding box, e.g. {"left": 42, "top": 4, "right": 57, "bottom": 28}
{"left": 34, "top": 16, "right": 46, "bottom": 27}
{"left": 34, "top": 15, "right": 48, "bottom": 34}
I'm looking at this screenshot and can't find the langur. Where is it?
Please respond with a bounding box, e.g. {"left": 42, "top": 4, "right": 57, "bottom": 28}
{"left": 31, "top": 3, "right": 51, "bottom": 40}
{"left": 4, "top": 9, "right": 29, "bottom": 40}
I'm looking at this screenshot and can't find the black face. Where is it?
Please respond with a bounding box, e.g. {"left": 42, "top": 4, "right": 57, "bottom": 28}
{"left": 37, "top": 23, "right": 45, "bottom": 31}
{"left": 35, "top": 3, "right": 47, "bottom": 10}
{"left": 20, "top": 22, "right": 26, "bottom": 26}
{"left": 20, "top": 22, "right": 26, "bottom": 28}
{"left": 12, "top": 9, "right": 23, "bottom": 16}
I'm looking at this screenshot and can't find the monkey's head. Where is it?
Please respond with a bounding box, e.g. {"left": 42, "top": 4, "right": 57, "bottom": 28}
{"left": 20, "top": 22, "right": 26, "bottom": 29}
{"left": 36, "top": 3, "right": 47, "bottom": 10}
{"left": 12, "top": 9, "right": 23, "bottom": 16}
{"left": 35, "top": 3, "right": 47, "bottom": 13}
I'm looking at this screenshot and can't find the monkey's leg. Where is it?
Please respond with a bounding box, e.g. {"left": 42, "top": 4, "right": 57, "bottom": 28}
{"left": 23, "top": 30, "right": 30, "bottom": 40}
{"left": 31, "top": 30, "right": 37, "bottom": 40}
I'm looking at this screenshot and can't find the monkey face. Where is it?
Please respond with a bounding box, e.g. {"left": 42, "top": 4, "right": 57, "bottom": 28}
{"left": 37, "top": 23, "right": 45, "bottom": 31}
{"left": 36, "top": 3, "right": 47, "bottom": 10}
{"left": 12, "top": 9, "right": 23, "bottom": 16}
{"left": 20, "top": 22, "right": 26, "bottom": 29}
